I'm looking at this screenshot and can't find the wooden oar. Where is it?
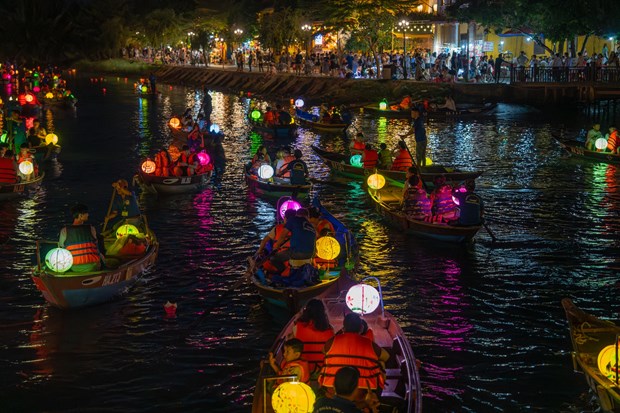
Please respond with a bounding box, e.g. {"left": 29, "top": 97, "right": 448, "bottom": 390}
{"left": 398, "top": 136, "right": 429, "bottom": 193}
{"left": 482, "top": 221, "right": 498, "bottom": 243}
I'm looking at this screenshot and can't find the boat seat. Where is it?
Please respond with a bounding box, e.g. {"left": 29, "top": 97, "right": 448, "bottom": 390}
{"left": 289, "top": 258, "right": 313, "bottom": 268}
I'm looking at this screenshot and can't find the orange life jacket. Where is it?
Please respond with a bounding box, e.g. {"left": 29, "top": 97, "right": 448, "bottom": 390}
{"left": 63, "top": 225, "right": 101, "bottom": 266}
{"left": 400, "top": 96, "right": 411, "bottom": 110}
{"left": 295, "top": 321, "right": 334, "bottom": 371}
{"left": 279, "top": 155, "right": 295, "bottom": 178}
{"left": 362, "top": 149, "right": 378, "bottom": 169}
{"left": 264, "top": 111, "right": 275, "bottom": 125}
{"left": 391, "top": 149, "right": 413, "bottom": 171}
{"left": 155, "top": 151, "right": 170, "bottom": 177}
{"left": 0, "top": 158, "right": 17, "bottom": 183}
{"left": 319, "top": 332, "right": 385, "bottom": 390}
{"left": 262, "top": 224, "right": 291, "bottom": 275}
{"left": 607, "top": 130, "right": 619, "bottom": 152}
{"left": 278, "top": 359, "right": 310, "bottom": 384}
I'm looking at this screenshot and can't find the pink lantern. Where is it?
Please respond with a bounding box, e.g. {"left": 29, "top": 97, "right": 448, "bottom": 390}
{"left": 196, "top": 152, "right": 210, "bottom": 165}
{"left": 279, "top": 199, "right": 301, "bottom": 219}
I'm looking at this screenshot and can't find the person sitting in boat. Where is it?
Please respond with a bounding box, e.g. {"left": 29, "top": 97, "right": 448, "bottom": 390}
{"left": 251, "top": 145, "right": 272, "bottom": 174}
{"left": 605, "top": 126, "right": 619, "bottom": 153}
{"left": 187, "top": 124, "right": 204, "bottom": 153}
{"left": 270, "top": 208, "right": 316, "bottom": 279}
{"left": 276, "top": 104, "right": 292, "bottom": 125}
{"left": 349, "top": 133, "right": 366, "bottom": 155}
{"left": 106, "top": 233, "right": 148, "bottom": 257}
{"left": 276, "top": 149, "right": 308, "bottom": 185}
{"left": 263, "top": 106, "right": 277, "bottom": 126}
{"left": 173, "top": 145, "right": 200, "bottom": 177}
{"left": 435, "top": 95, "right": 457, "bottom": 112}
{"left": 450, "top": 179, "right": 484, "bottom": 226}
{"left": 314, "top": 367, "right": 377, "bottom": 413}
{"left": 16, "top": 143, "right": 38, "bottom": 180}
{"left": 0, "top": 143, "right": 18, "bottom": 184}
{"left": 58, "top": 204, "right": 103, "bottom": 273}
{"left": 361, "top": 144, "right": 378, "bottom": 170}
{"left": 181, "top": 108, "right": 193, "bottom": 130}
{"left": 274, "top": 147, "right": 295, "bottom": 179}
{"left": 268, "top": 338, "right": 310, "bottom": 386}
{"left": 391, "top": 141, "right": 413, "bottom": 171}
{"left": 376, "top": 143, "right": 392, "bottom": 170}
{"left": 154, "top": 149, "right": 171, "bottom": 177}
{"left": 402, "top": 175, "right": 432, "bottom": 221}
{"left": 402, "top": 166, "right": 423, "bottom": 193}
{"left": 585, "top": 124, "right": 603, "bottom": 151}
{"left": 293, "top": 299, "right": 335, "bottom": 373}
{"left": 27, "top": 119, "right": 47, "bottom": 147}
{"left": 329, "top": 107, "right": 343, "bottom": 124}
{"left": 257, "top": 214, "right": 291, "bottom": 278}
{"left": 390, "top": 94, "right": 412, "bottom": 111}
{"left": 105, "top": 179, "right": 141, "bottom": 232}
{"left": 430, "top": 175, "right": 457, "bottom": 223}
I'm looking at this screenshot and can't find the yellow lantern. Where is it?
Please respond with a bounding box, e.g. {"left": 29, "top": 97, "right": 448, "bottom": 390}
{"left": 367, "top": 173, "right": 386, "bottom": 190}
{"left": 258, "top": 164, "right": 274, "bottom": 180}
{"left": 116, "top": 224, "right": 140, "bottom": 239}
{"left": 45, "top": 133, "right": 58, "bottom": 145}
{"left": 425, "top": 157, "right": 433, "bottom": 166}
{"left": 346, "top": 284, "right": 381, "bottom": 315}
{"left": 45, "top": 92, "right": 54, "bottom": 99}
{"left": 316, "top": 236, "right": 341, "bottom": 260}
{"left": 19, "top": 161, "right": 34, "bottom": 175}
{"left": 141, "top": 85, "right": 148, "bottom": 93}
{"left": 598, "top": 342, "right": 619, "bottom": 381}
{"left": 141, "top": 160, "right": 156, "bottom": 174}
{"left": 169, "top": 117, "right": 181, "bottom": 129}
{"left": 45, "top": 248, "right": 73, "bottom": 273}
{"left": 272, "top": 382, "right": 316, "bottom": 413}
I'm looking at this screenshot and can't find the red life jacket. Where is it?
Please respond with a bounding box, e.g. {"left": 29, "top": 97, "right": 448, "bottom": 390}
{"left": 391, "top": 148, "right": 413, "bottom": 171}
{"left": 295, "top": 320, "right": 334, "bottom": 371}
{"left": 264, "top": 111, "right": 275, "bottom": 125}
{"left": 319, "top": 332, "right": 385, "bottom": 390}
{"left": 154, "top": 151, "right": 170, "bottom": 177}
{"left": 362, "top": 149, "right": 378, "bottom": 169}
{"left": 353, "top": 140, "right": 365, "bottom": 151}
{"left": 0, "top": 158, "right": 17, "bottom": 183}
{"left": 63, "top": 225, "right": 101, "bottom": 266}
{"left": 607, "top": 130, "right": 619, "bottom": 152}
{"left": 262, "top": 224, "right": 291, "bottom": 275}
{"left": 278, "top": 359, "right": 310, "bottom": 384}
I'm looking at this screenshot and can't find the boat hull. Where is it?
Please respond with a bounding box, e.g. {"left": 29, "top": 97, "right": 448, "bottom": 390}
{"left": 361, "top": 103, "right": 496, "bottom": 119}
{"left": 249, "top": 119, "right": 297, "bottom": 138}
{"left": 0, "top": 173, "right": 44, "bottom": 201}
{"left": 555, "top": 137, "right": 620, "bottom": 165}
{"left": 245, "top": 167, "right": 310, "bottom": 198}
{"left": 135, "top": 171, "right": 211, "bottom": 195}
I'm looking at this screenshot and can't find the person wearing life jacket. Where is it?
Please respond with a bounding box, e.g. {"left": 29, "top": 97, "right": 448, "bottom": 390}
{"left": 606, "top": 126, "right": 619, "bottom": 153}
{"left": 277, "top": 149, "right": 308, "bottom": 185}
{"left": 58, "top": 204, "right": 102, "bottom": 273}
{"left": 194, "top": 151, "right": 214, "bottom": 175}
{"left": 274, "top": 148, "right": 295, "bottom": 179}
{"left": 377, "top": 143, "right": 393, "bottom": 170}
{"left": 361, "top": 143, "right": 378, "bottom": 170}
{"left": 349, "top": 133, "right": 366, "bottom": 155}
{"left": 16, "top": 143, "right": 38, "bottom": 180}
{"left": 430, "top": 175, "right": 457, "bottom": 222}
{"left": 585, "top": 124, "right": 603, "bottom": 151}
{"left": 251, "top": 145, "right": 272, "bottom": 174}
{"left": 270, "top": 208, "right": 316, "bottom": 275}
{"left": 154, "top": 149, "right": 171, "bottom": 177}
{"left": 451, "top": 179, "right": 484, "bottom": 226}
{"left": 391, "top": 140, "right": 413, "bottom": 171}
{"left": 173, "top": 145, "right": 199, "bottom": 177}
{"left": 402, "top": 175, "right": 432, "bottom": 221}
{"left": 390, "top": 94, "right": 411, "bottom": 111}
{"left": 257, "top": 214, "right": 291, "bottom": 277}
{"left": 293, "top": 299, "right": 335, "bottom": 373}
{"left": 276, "top": 104, "right": 292, "bottom": 125}
{"left": 0, "top": 144, "right": 18, "bottom": 183}
{"left": 263, "top": 106, "right": 276, "bottom": 126}
{"left": 268, "top": 338, "right": 311, "bottom": 386}
{"left": 105, "top": 179, "right": 141, "bottom": 232}
{"left": 319, "top": 312, "right": 389, "bottom": 391}
{"left": 314, "top": 367, "right": 373, "bottom": 413}
{"left": 308, "top": 207, "right": 338, "bottom": 270}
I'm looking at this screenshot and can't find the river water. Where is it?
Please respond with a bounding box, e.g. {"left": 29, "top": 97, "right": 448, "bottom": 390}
{"left": 0, "top": 75, "right": 618, "bottom": 413}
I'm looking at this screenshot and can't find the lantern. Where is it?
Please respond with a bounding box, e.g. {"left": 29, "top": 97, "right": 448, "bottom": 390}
{"left": 45, "top": 92, "right": 54, "bottom": 99}
{"left": 45, "top": 133, "right": 58, "bottom": 145}
{"left": 169, "top": 117, "right": 181, "bottom": 129}
{"left": 258, "top": 164, "right": 274, "bottom": 180}
{"left": 595, "top": 138, "right": 608, "bottom": 150}
{"left": 279, "top": 199, "right": 301, "bottom": 219}
{"left": 379, "top": 99, "right": 388, "bottom": 110}
{"left": 425, "top": 157, "right": 433, "bottom": 166}
{"left": 251, "top": 109, "right": 261, "bottom": 121}
{"left": 598, "top": 342, "right": 619, "bottom": 381}
{"left": 141, "top": 85, "right": 148, "bottom": 93}
{"left": 25, "top": 93, "right": 34, "bottom": 103}
{"left": 346, "top": 284, "right": 381, "bottom": 315}
{"left": 350, "top": 154, "right": 363, "bottom": 168}
{"left": 19, "top": 161, "right": 34, "bottom": 175}
{"left": 316, "top": 236, "right": 341, "bottom": 260}
{"left": 272, "top": 382, "right": 315, "bottom": 413}
{"left": 141, "top": 160, "right": 156, "bottom": 174}
{"left": 33, "top": 86, "right": 40, "bottom": 93}
{"left": 210, "top": 124, "right": 220, "bottom": 134}
{"left": 0, "top": 132, "right": 7, "bottom": 143}
{"left": 196, "top": 152, "right": 210, "bottom": 165}
{"left": 45, "top": 248, "right": 73, "bottom": 273}
{"left": 116, "top": 224, "right": 140, "bottom": 239}
{"left": 294, "top": 98, "right": 305, "bottom": 108}
{"left": 367, "top": 173, "right": 386, "bottom": 190}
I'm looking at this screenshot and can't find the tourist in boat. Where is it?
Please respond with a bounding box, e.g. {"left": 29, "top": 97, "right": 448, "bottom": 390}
{"left": 106, "top": 179, "right": 141, "bottom": 232}
{"left": 271, "top": 208, "right": 316, "bottom": 275}
{"left": 58, "top": 204, "right": 102, "bottom": 273}
{"left": 27, "top": 119, "right": 47, "bottom": 147}
{"left": 314, "top": 367, "right": 372, "bottom": 413}
{"left": 154, "top": 149, "right": 171, "bottom": 177}
{"left": 274, "top": 147, "right": 295, "bottom": 179}
{"left": 361, "top": 144, "right": 378, "bottom": 170}
{"left": 435, "top": 95, "right": 457, "bottom": 112}
{"left": 268, "top": 338, "right": 310, "bottom": 385}
{"left": 6, "top": 110, "right": 26, "bottom": 152}
{"left": 251, "top": 145, "right": 271, "bottom": 174}
{"left": 258, "top": 210, "right": 292, "bottom": 278}
{"left": 263, "top": 106, "right": 276, "bottom": 126}
{"left": 377, "top": 143, "right": 392, "bottom": 170}
{"left": 402, "top": 166, "right": 423, "bottom": 193}
{"left": 187, "top": 124, "right": 204, "bottom": 153}
{"left": 173, "top": 145, "right": 199, "bottom": 176}
{"left": 391, "top": 141, "right": 413, "bottom": 171}
{"left": 451, "top": 179, "right": 484, "bottom": 226}
{"left": 16, "top": 143, "right": 38, "bottom": 180}
{"left": 349, "top": 133, "right": 366, "bottom": 155}
{"left": 605, "top": 126, "right": 619, "bottom": 153}
{"left": 430, "top": 175, "right": 457, "bottom": 222}
{"left": 402, "top": 175, "right": 432, "bottom": 221}
{"left": 0, "top": 143, "right": 18, "bottom": 184}
{"left": 292, "top": 299, "right": 335, "bottom": 373}
{"left": 276, "top": 104, "right": 292, "bottom": 125}
{"left": 585, "top": 124, "right": 603, "bottom": 151}
{"left": 411, "top": 107, "right": 428, "bottom": 167}
{"left": 181, "top": 108, "right": 193, "bottom": 129}
{"left": 308, "top": 207, "right": 337, "bottom": 270}
{"left": 276, "top": 149, "right": 308, "bottom": 185}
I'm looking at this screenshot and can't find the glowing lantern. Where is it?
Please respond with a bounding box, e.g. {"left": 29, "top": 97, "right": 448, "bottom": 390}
{"left": 19, "top": 161, "right": 34, "bottom": 175}
{"left": 597, "top": 342, "right": 619, "bottom": 381}
{"left": 350, "top": 154, "right": 363, "bottom": 167}
{"left": 425, "top": 157, "right": 433, "bottom": 166}
{"left": 379, "top": 99, "right": 388, "bottom": 110}
{"left": 272, "top": 382, "right": 315, "bottom": 413}
{"left": 258, "top": 164, "right": 274, "bottom": 180}
{"left": 279, "top": 199, "right": 302, "bottom": 219}
{"left": 316, "top": 236, "right": 341, "bottom": 260}
{"left": 294, "top": 99, "right": 305, "bottom": 108}
{"left": 116, "top": 224, "right": 140, "bottom": 239}
{"left": 595, "top": 137, "right": 608, "bottom": 150}
{"left": 346, "top": 284, "right": 381, "bottom": 315}
{"left": 210, "top": 124, "right": 220, "bottom": 134}
{"left": 45, "top": 247, "right": 73, "bottom": 273}
{"left": 141, "top": 160, "right": 156, "bottom": 174}
{"left": 367, "top": 173, "right": 386, "bottom": 190}
{"left": 169, "top": 117, "right": 181, "bottom": 129}
{"left": 25, "top": 93, "right": 34, "bottom": 103}
{"left": 1, "top": 132, "right": 7, "bottom": 143}
{"left": 45, "top": 133, "right": 58, "bottom": 145}
{"left": 45, "top": 92, "right": 54, "bottom": 99}
{"left": 251, "top": 109, "right": 261, "bottom": 121}
{"left": 33, "top": 86, "right": 40, "bottom": 93}
{"left": 196, "top": 152, "right": 210, "bottom": 165}
{"left": 141, "top": 85, "right": 148, "bottom": 93}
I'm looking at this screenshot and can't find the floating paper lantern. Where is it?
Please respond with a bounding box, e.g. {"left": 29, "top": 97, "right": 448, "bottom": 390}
{"left": 258, "top": 164, "right": 274, "bottom": 179}
{"left": 196, "top": 152, "right": 210, "bottom": 166}
{"left": 116, "top": 224, "right": 140, "bottom": 239}
{"left": 45, "top": 248, "right": 73, "bottom": 273}
{"left": 346, "top": 284, "right": 381, "bottom": 315}
{"left": 19, "top": 161, "right": 33, "bottom": 175}
{"left": 45, "top": 92, "right": 54, "bottom": 99}
{"left": 45, "top": 133, "right": 58, "bottom": 145}
{"left": 425, "top": 157, "right": 433, "bottom": 166}
{"left": 316, "top": 236, "right": 341, "bottom": 260}
{"left": 141, "top": 85, "right": 148, "bottom": 93}
{"left": 598, "top": 342, "right": 619, "bottom": 381}
{"left": 251, "top": 109, "right": 261, "bottom": 121}
{"left": 379, "top": 99, "right": 388, "bottom": 110}
{"left": 272, "top": 382, "right": 315, "bottom": 413}
{"left": 350, "top": 154, "right": 363, "bottom": 167}
{"left": 210, "top": 124, "right": 220, "bottom": 133}
{"left": 294, "top": 98, "right": 305, "bottom": 108}
{"left": 141, "top": 160, "right": 156, "bottom": 174}
{"left": 367, "top": 173, "right": 386, "bottom": 190}
{"left": 595, "top": 137, "right": 608, "bottom": 150}
{"left": 279, "top": 199, "right": 302, "bottom": 219}
{"left": 169, "top": 117, "right": 181, "bottom": 129}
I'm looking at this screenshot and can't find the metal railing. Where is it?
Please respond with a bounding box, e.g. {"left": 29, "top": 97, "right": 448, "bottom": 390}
{"left": 509, "top": 66, "right": 620, "bottom": 84}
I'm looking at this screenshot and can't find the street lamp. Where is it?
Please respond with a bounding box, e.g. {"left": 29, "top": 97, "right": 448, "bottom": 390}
{"left": 301, "top": 24, "right": 312, "bottom": 58}
{"left": 233, "top": 28, "right": 243, "bottom": 52}
{"left": 187, "top": 31, "right": 195, "bottom": 48}
{"left": 398, "top": 19, "right": 409, "bottom": 79}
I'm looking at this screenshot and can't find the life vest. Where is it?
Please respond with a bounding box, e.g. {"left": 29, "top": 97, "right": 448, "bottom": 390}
{"left": 319, "top": 332, "right": 385, "bottom": 390}
{"left": 295, "top": 320, "right": 335, "bottom": 371}
{"left": 432, "top": 186, "right": 457, "bottom": 215}
{"left": 279, "top": 155, "right": 295, "bottom": 178}
{"left": 391, "top": 148, "right": 413, "bottom": 171}
{"left": 352, "top": 140, "right": 365, "bottom": 151}
{"left": 278, "top": 359, "right": 310, "bottom": 384}
{"left": 262, "top": 224, "right": 291, "bottom": 275}
{"left": 63, "top": 225, "right": 100, "bottom": 266}
{"left": 607, "top": 130, "right": 619, "bottom": 152}
{"left": 400, "top": 96, "right": 411, "bottom": 110}
{"left": 264, "top": 111, "right": 275, "bottom": 125}
{"left": 404, "top": 187, "right": 432, "bottom": 219}
{"left": 118, "top": 237, "right": 147, "bottom": 256}
{"left": 362, "top": 149, "right": 378, "bottom": 169}
{"left": 0, "top": 158, "right": 17, "bottom": 183}
{"left": 175, "top": 152, "right": 197, "bottom": 176}
{"left": 154, "top": 150, "right": 170, "bottom": 177}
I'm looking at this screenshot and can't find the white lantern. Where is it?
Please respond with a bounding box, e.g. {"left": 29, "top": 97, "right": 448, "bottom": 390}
{"left": 19, "top": 161, "right": 34, "bottom": 175}
{"left": 346, "top": 284, "right": 381, "bottom": 314}
{"left": 294, "top": 98, "right": 305, "bottom": 108}
{"left": 258, "top": 164, "right": 274, "bottom": 180}
{"left": 595, "top": 137, "right": 608, "bottom": 150}
{"left": 210, "top": 124, "right": 220, "bottom": 134}
{"left": 45, "top": 248, "right": 73, "bottom": 273}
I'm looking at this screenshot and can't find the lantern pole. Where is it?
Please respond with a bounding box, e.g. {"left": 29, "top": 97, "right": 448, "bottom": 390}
{"left": 360, "top": 276, "right": 384, "bottom": 318}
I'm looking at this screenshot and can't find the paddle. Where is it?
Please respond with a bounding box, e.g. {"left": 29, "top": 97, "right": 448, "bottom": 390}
{"left": 398, "top": 135, "right": 429, "bottom": 193}
{"left": 482, "top": 221, "right": 498, "bottom": 243}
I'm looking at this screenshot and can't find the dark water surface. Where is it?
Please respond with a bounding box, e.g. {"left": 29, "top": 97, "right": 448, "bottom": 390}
{"left": 1, "top": 76, "right": 619, "bottom": 413}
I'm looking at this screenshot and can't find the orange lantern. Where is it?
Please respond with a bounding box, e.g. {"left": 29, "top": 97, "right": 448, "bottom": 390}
{"left": 141, "top": 160, "right": 156, "bottom": 174}
{"left": 169, "top": 117, "right": 181, "bottom": 129}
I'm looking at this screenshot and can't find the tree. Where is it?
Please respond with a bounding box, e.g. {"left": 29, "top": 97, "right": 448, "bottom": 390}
{"left": 257, "top": 7, "right": 306, "bottom": 53}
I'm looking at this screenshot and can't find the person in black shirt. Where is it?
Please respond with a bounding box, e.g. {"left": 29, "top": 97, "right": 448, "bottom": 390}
{"left": 314, "top": 367, "right": 368, "bottom": 413}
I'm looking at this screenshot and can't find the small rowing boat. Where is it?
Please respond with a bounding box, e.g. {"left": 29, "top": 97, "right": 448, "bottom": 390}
{"left": 562, "top": 298, "right": 620, "bottom": 413}
{"left": 249, "top": 118, "right": 297, "bottom": 138}
{"left": 294, "top": 108, "right": 350, "bottom": 132}
{"left": 0, "top": 173, "right": 44, "bottom": 201}
{"left": 368, "top": 184, "right": 482, "bottom": 243}
{"left": 245, "top": 163, "right": 311, "bottom": 198}
{"left": 553, "top": 135, "right": 620, "bottom": 165}
{"left": 134, "top": 171, "right": 212, "bottom": 196}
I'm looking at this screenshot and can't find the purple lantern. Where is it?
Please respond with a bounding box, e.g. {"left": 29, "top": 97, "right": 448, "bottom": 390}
{"left": 197, "top": 152, "right": 210, "bottom": 165}
{"left": 279, "top": 199, "right": 302, "bottom": 219}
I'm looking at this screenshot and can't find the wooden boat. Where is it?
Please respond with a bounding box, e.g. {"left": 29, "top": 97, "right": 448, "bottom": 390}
{"left": 360, "top": 102, "right": 496, "bottom": 119}
{"left": 562, "top": 298, "right": 620, "bottom": 413}
{"left": 368, "top": 184, "right": 482, "bottom": 243}
{"left": 31, "top": 219, "right": 159, "bottom": 309}
{"left": 0, "top": 173, "right": 44, "bottom": 201}
{"left": 249, "top": 118, "right": 297, "bottom": 138}
{"left": 247, "top": 196, "right": 356, "bottom": 313}
{"left": 245, "top": 163, "right": 311, "bottom": 198}
{"left": 33, "top": 144, "right": 61, "bottom": 163}
{"left": 554, "top": 136, "right": 620, "bottom": 165}
{"left": 251, "top": 276, "right": 422, "bottom": 413}
{"left": 134, "top": 170, "right": 212, "bottom": 196}
{"left": 295, "top": 108, "right": 349, "bottom": 132}
{"left": 311, "top": 145, "right": 482, "bottom": 187}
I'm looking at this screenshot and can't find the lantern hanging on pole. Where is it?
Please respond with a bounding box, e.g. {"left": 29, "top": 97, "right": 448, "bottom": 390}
{"left": 349, "top": 154, "right": 362, "bottom": 168}
{"left": 271, "top": 381, "right": 316, "bottom": 413}
{"left": 116, "top": 224, "right": 140, "bottom": 239}
{"left": 425, "top": 157, "right": 433, "bottom": 166}
{"left": 258, "top": 164, "right": 274, "bottom": 180}
{"left": 346, "top": 284, "right": 381, "bottom": 315}
{"left": 19, "top": 161, "right": 34, "bottom": 175}
{"left": 45, "top": 248, "right": 73, "bottom": 273}
{"left": 315, "top": 236, "right": 341, "bottom": 260}
{"left": 367, "top": 173, "right": 386, "bottom": 190}
{"left": 141, "top": 160, "right": 156, "bottom": 174}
